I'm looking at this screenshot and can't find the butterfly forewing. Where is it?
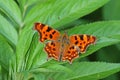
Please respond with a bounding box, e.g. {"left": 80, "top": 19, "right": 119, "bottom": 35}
{"left": 34, "top": 23, "right": 60, "bottom": 42}
{"left": 70, "top": 34, "right": 96, "bottom": 53}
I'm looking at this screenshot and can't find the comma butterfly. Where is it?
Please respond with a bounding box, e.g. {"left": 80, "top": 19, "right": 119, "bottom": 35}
{"left": 34, "top": 23, "right": 96, "bottom": 64}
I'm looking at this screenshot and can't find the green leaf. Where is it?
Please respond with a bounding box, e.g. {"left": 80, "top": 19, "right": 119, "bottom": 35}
{"left": 33, "top": 73, "right": 45, "bottom": 80}
{"left": 0, "top": 66, "right": 1, "bottom": 80}
{"left": 0, "top": 14, "right": 18, "bottom": 46}
{"left": 95, "top": 45, "right": 120, "bottom": 80}
{"left": 30, "top": 64, "right": 71, "bottom": 73}
{"left": 49, "top": 62, "right": 120, "bottom": 80}
{"left": 0, "top": 35, "right": 14, "bottom": 70}
{"left": 103, "top": 0, "right": 120, "bottom": 20}
{"left": 17, "top": 0, "right": 47, "bottom": 9}
{"left": 26, "top": 0, "right": 48, "bottom": 6}
{"left": 16, "top": 28, "right": 34, "bottom": 72}
{"left": 24, "top": 33, "right": 46, "bottom": 70}
{"left": 97, "top": 45, "right": 120, "bottom": 63}
{"left": 24, "top": 0, "right": 109, "bottom": 28}
{"left": 68, "top": 21, "right": 120, "bottom": 58}
{"left": 0, "top": 0, "right": 22, "bottom": 26}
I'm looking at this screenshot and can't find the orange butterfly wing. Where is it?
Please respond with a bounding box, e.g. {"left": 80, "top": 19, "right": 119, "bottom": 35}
{"left": 34, "top": 23, "right": 61, "bottom": 61}
{"left": 62, "top": 45, "right": 80, "bottom": 64}
{"left": 34, "top": 23, "right": 60, "bottom": 42}
{"left": 70, "top": 34, "right": 96, "bottom": 53}
{"left": 59, "top": 33, "right": 80, "bottom": 63}
{"left": 44, "top": 41, "right": 61, "bottom": 61}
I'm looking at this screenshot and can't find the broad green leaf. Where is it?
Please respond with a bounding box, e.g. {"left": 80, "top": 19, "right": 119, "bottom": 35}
{"left": 30, "top": 64, "right": 71, "bottom": 73}
{"left": 24, "top": 0, "right": 109, "bottom": 28}
{"left": 0, "top": 14, "right": 18, "bottom": 46}
{"left": 103, "top": 0, "right": 120, "bottom": 20}
{"left": 17, "top": 0, "right": 47, "bottom": 9}
{"left": 0, "top": 35, "right": 14, "bottom": 70}
{"left": 96, "top": 45, "right": 120, "bottom": 63}
{"left": 49, "top": 62, "right": 120, "bottom": 80}
{"left": 68, "top": 21, "right": 120, "bottom": 58}
{"left": 101, "top": 73, "right": 119, "bottom": 80}
{"left": 13, "top": 64, "right": 70, "bottom": 80}
{"left": 16, "top": 0, "right": 26, "bottom": 16}
{"left": 16, "top": 28, "right": 34, "bottom": 72}
{"left": 24, "top": 33, "right": 46, "bottom": 70}
{"left": 17, "top": 0, "right": 48, "bottom": 19}
{"left": 33, "top": 73, "right": 45, "bottom": 80}
{"left": 95, "top": 45, "right": 120, "bottom": 80}
{"left": 26, "top": 0, "right": 48, "bottom": 6}
{"left": 0, "top": 0, "right": 22, "bottom": 27}
{"left": 0, "top": 66, "right": 1, "bottom": 80}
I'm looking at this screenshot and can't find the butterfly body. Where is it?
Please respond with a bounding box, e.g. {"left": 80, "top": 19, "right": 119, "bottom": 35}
{"left": 34, "top": 23, "right": 96, "bottom": 64}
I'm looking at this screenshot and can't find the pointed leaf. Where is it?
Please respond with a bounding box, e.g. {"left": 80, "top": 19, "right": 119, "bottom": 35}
{"left": 24, "top": 0, "right": 109, "bottom": 28}
{"left": 103, "top": 0, "right": 120, "bottom": 20}
{"left": 16, "top": 28, "right": 34, "bottom": 71}
{"left": 0, "top": 35, "right": 14, "bottom": 70}
{"left": 0, "top": 0, "right": 22, "bottom": 26}
{"left": 0, "top": 14, "right": 18, "bottom": 46}
{"left": 50, "top": 62, "right": 120, "bottom": 80}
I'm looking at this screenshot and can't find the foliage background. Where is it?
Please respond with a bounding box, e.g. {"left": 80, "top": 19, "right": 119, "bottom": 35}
{"left": 0, "top": 0, "right": 120, "bottom": 80}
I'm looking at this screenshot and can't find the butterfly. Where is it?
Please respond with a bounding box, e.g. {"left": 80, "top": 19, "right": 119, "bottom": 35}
{"left": 34, "top": 22, "right": 96, "bottom": 64}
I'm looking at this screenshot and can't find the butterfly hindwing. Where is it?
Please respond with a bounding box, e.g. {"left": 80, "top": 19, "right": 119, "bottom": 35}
{"left": 62, "top": 45, "right": 80, "bottom": 64}
{"left": 70, "top": 34, "right": 96, "bottom": 53}
{"left": 44, "top": 41, "right": 61, "bottom": 61}
{"left": 34, "top": 23, "right": 60, "bottom": 42}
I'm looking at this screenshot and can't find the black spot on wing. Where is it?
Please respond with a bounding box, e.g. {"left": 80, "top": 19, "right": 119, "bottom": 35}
{"left": 75, "top": 41, "right": 79, "bottom": 45}
{"left": 52, "top": 31, "right": 56, "bottom": 34}
{"left": 49, "top": 34, "right": 53, "bottom": 39}
{"left": 83, "top": 41, "right": 85, "bottom": 44}
{"left": 67, "top": 51, "right": 70, "bottom": 53}
{"left": 46, "top": 27, "right": 52, "bottom": 32}
{"left": 87, "top": 35, "right": 90, "bottom": 41}
{"left": 79, "top": 35, "right": 83, "bottom": 40}
{"left": 45, "top": 34, "right": 47, "bottom": 36}
{"left": 53, "top": 48, "right": 56, "bottom": 51}
{"left": 51, "top": 42, "right": 55, "bottom": 46}
{"left": 44, "top": 38, "right": 47, "bottom": 40}
{"left": 43, "top": 31, "right": 45, "bottom": 34}
{"left": 80, "top": 43, "right": 82, "bottom": 45}
{"left": 70, "top": 46, "right": 74, "bottom": 49}
{"left": 74, "top": 36, "right": 77, "bottom": 40}
{"left": 79, "top": 46, "right": 82, "bottom": 49}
